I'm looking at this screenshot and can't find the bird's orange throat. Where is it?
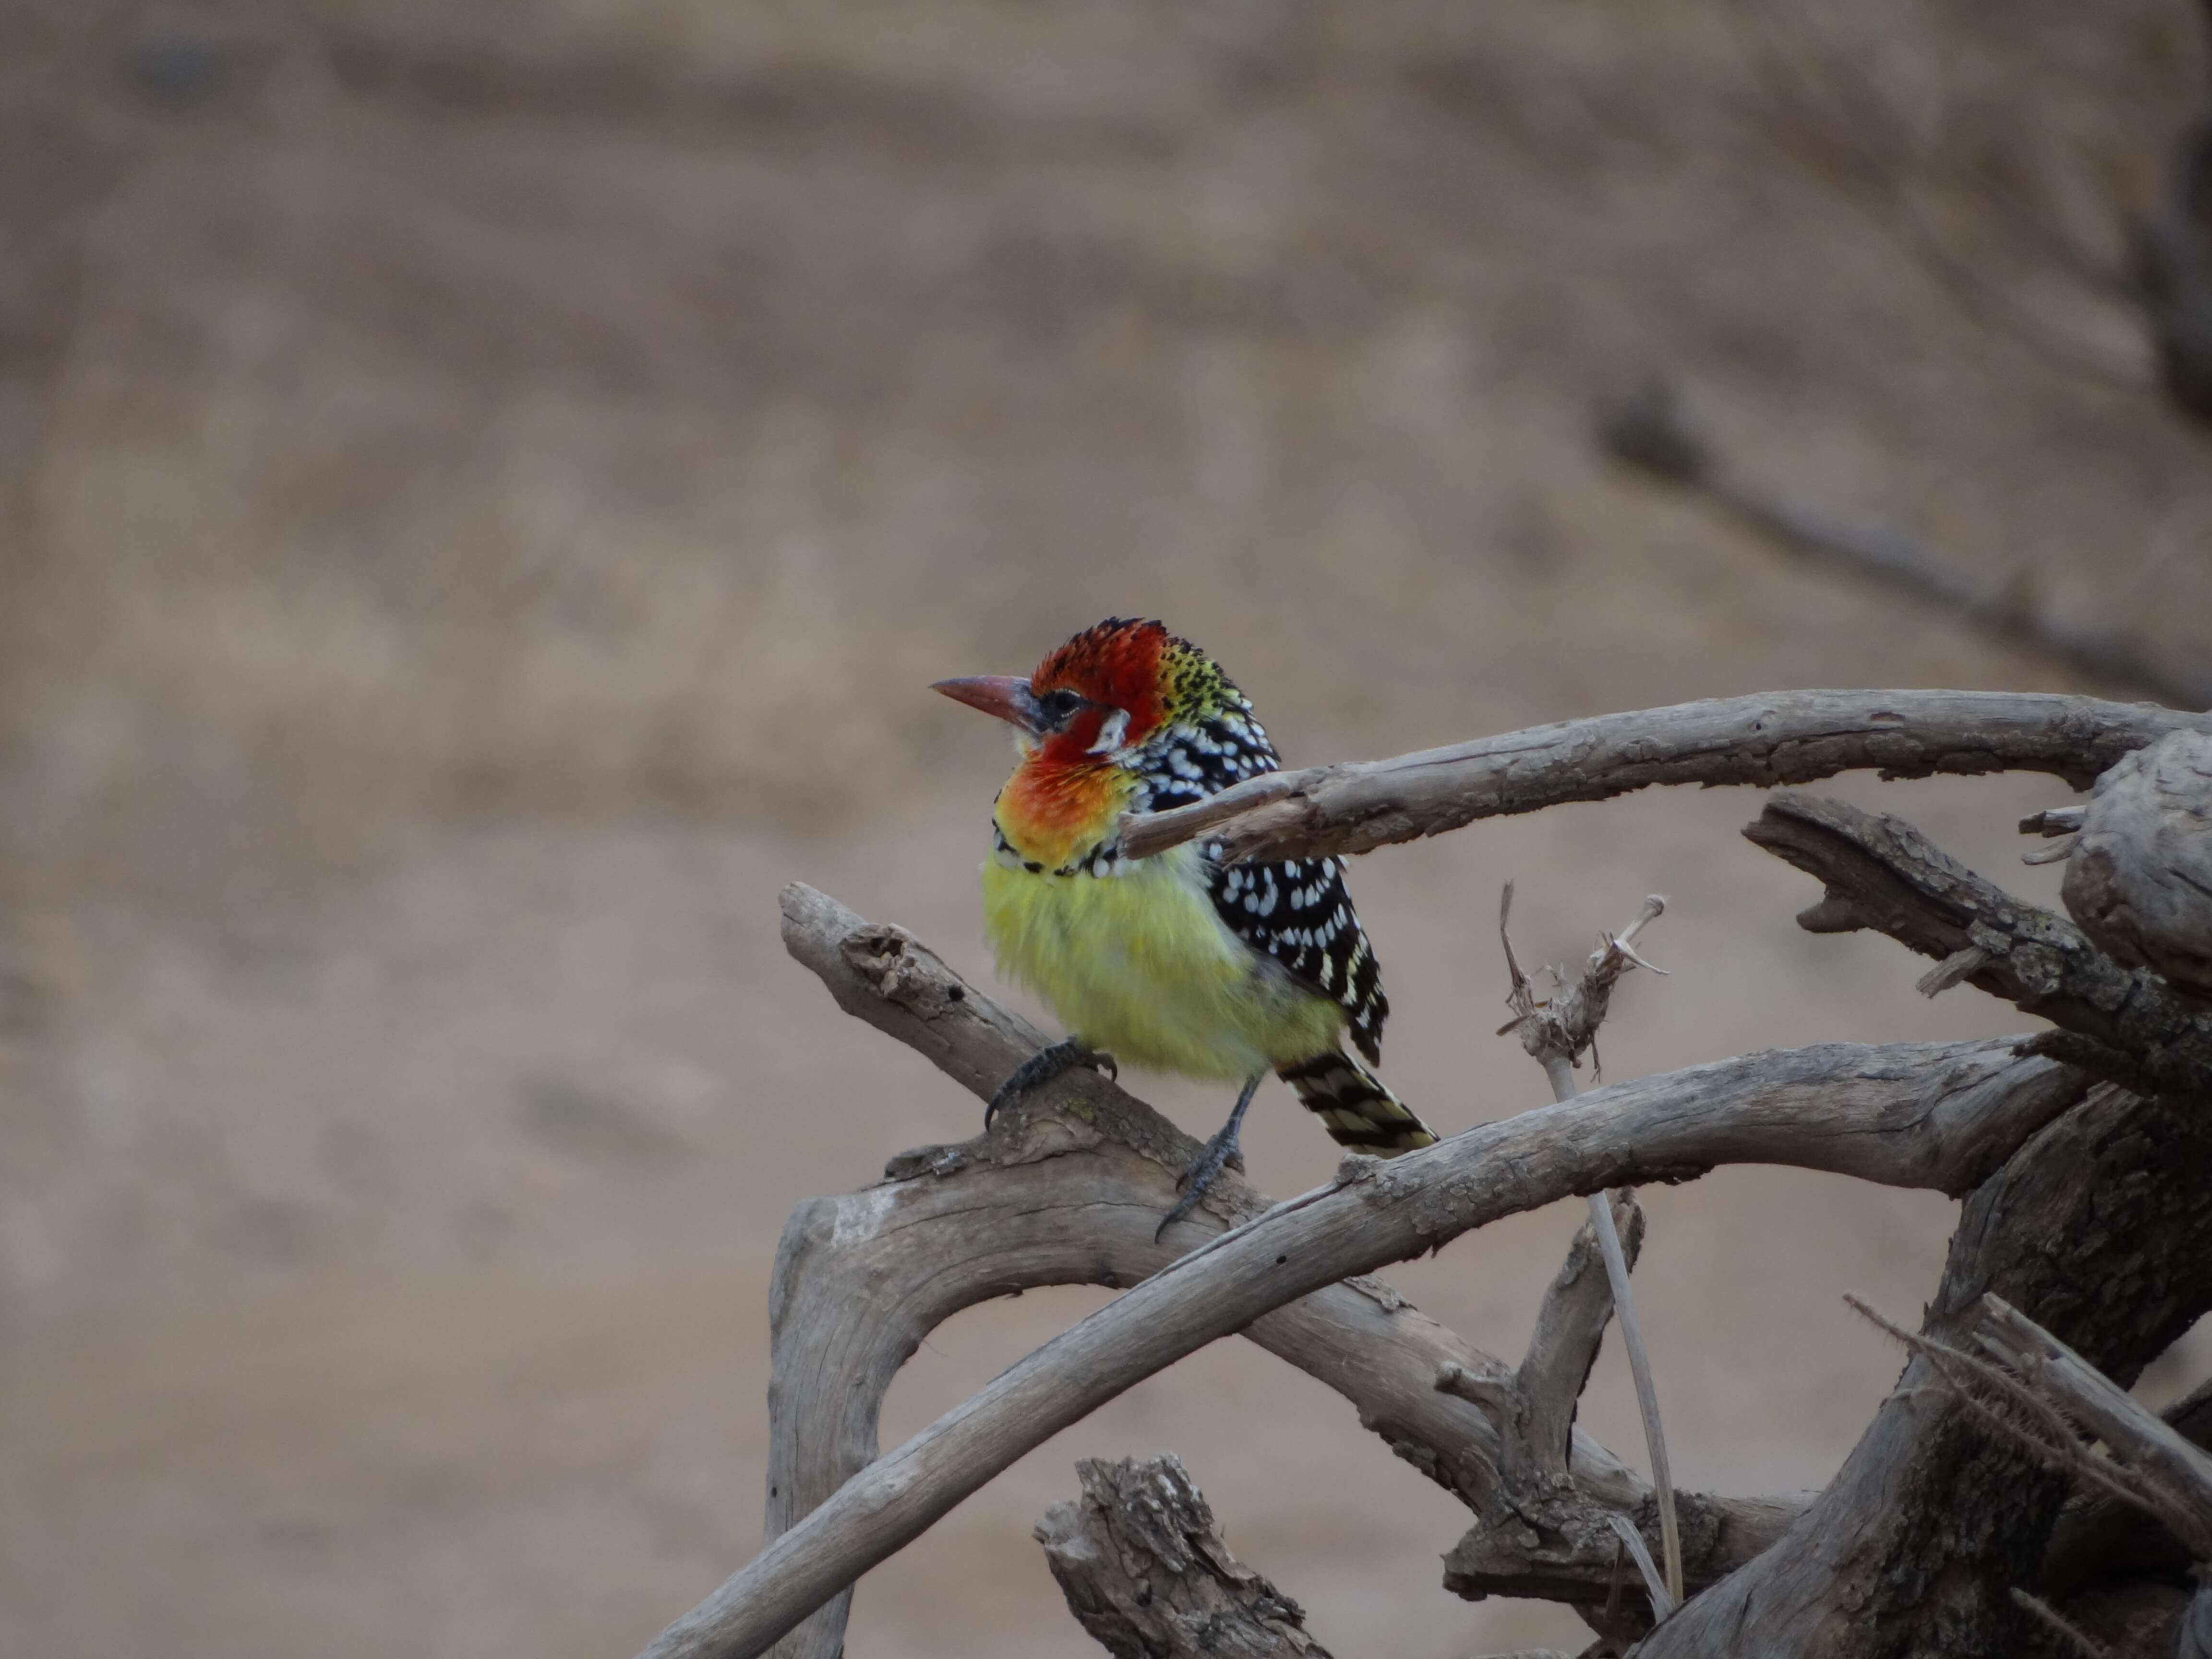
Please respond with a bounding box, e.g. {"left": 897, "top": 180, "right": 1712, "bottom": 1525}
{"left": 994, "top": 757, "right": 1135, "bottom": 872}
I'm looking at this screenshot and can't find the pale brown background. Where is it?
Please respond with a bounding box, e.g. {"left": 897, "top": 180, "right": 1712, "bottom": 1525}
{"left": 4, "top": 3, "right": 2211, "bottom": 1655}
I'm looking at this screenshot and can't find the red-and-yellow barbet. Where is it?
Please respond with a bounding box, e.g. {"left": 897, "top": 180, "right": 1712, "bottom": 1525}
{"left": 935, "top": 617, "right": 1438, "bottom": 1234}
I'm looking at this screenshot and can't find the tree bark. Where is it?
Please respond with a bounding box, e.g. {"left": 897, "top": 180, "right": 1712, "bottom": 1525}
{"left": 1035, "top": 1456, "right": 1333, "bottom": 1659}
{"left": 1633, "top": 1081, "right": 2212, "bottom": 1659}
{"left": 642, "top": 1007, "right": 2085, "bottom": 1659}
{"left": 2063, "top": 729, "right": 2212, "bottom": 1003}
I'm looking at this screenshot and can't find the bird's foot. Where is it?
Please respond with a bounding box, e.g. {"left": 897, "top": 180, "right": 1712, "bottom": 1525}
{"left": 985, "top": 1039, "right": 1116, "bottom": 1129}
{"left": 1154, "top": 1119, "right": 1246, "bottom": 1241}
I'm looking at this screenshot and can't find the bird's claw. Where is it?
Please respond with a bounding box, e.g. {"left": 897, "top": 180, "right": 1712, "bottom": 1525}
{"left": 985, "top": 1039, "right": 1115, "bottom": 1129}
{"left": 1154, "top": 1123, "right": 1244, "bottom": 1241}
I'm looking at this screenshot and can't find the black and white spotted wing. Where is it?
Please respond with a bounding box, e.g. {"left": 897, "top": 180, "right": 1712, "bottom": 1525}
{"left": 1126, "top": 694, "right": 1392, "bottom": 1061}
{"left": 1205, "top": 854, "right": 1390, "bottom": 1063}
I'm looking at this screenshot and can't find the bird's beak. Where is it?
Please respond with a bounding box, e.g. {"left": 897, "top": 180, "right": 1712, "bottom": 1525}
{"left": 932, "top": 674, "right": 1046, "bottom": 733}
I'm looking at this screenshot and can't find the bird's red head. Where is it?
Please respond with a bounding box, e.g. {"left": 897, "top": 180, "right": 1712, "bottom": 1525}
{"left": 935, "top": 618, "right": 1226, "bottom": 866}
{"left": 934, "top": 617, "right": 1185, "bottom": 757}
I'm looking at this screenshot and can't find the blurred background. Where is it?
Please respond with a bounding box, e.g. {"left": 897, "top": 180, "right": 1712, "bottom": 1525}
{"left": 4, "top": 1, "right": 2212, "bottom": 1654}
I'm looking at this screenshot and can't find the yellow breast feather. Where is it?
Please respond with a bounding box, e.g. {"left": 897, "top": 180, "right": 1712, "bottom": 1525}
{"left": 981, "top": 845, "right": 1346, "bottom": 1081}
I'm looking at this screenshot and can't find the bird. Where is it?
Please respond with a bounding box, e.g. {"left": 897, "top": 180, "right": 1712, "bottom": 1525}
{"left": 934, "top": 616, "right": 1437, "bottom": 1234}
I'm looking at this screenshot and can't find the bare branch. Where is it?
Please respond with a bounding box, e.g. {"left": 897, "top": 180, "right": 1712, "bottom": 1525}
{"left": 1035, "top": 1455, "right": 1332, "bottom": 1658}
{"left": 1517, "top": 1195, "right": 1645, "bottom": 1479}
{"left": 1846, "top": 1296, "right": 2191, "bottom": 1539}
{"left": 2044, "top": 1374, "right": 2212, "bottom": 1601}
{"left": 767, "top": 885, "right": 1629, "bottom": 1658}
{"left": 766, "top": 885, "right": 1736, "bottom": 1656}
{"left": 1500, "top": 889, "right": 1683, "bottom": 1609}
{"left": 637, "top": 891, "right": 2089, "bottom": 1659}
{"left": 1634, "top": 1076, "right": 2212, "bottom": 1659}
{"left": 1118, "top": 692, "right": 2200, "bottom": 866}
{"left": 1595, "top": 383, "right": 2210, "bottom": 714}
{"left": 1744, "top": 793, "right": 2212, "bottom": 1094}
{"left": 1975, "top": 1295, "right": 2212, "bottom": 1561}
{"left": 1603, "top": 1514, "right": 1675, "bottom": 1624}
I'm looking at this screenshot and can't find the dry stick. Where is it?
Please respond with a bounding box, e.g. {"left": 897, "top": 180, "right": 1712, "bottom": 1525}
{"left": 1744, "top": 792, "right": 2212, "bottom": 1096}
{"left": 635, "top": 1027, "right": 2087, "bottom": 1659}
{"left": 1845, "top": 1297, "right": 2194, "bottom": 1540}
{"left": 765, "top": 885, "right": 1658, "bottom": 1659}
{"left": 770, "top": 886, "right": 1968, "bottom": 1650}
{"left": 1035, "top": 1455, "right": 1333, "bottom": 1659}
{"left": 1975, "top": 1295, "right": 2212, "bottom": 1559}
{"left": 1118, "top": 690, "right": 2202, "bottom": 866}
{"left": 1500, "top": 888, "right": 1682, "bottom": 1612}
{"left": 1596, "top": 382, "right": 2209, "bottom": 713}
{"left": 1635, "top": 793, "right": 2212, "bottom": 1656}
{"left": 1850, "top": 1288, "right": 2212, "bottom": 1657}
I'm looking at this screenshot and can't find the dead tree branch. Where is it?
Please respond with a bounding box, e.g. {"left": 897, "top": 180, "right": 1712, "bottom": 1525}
{"left": 1595, "top": 383, "right": 2212, "bottom": 714}
{"left": 1515, "top": 1195, "right": 1646, "bottom": 1486}
{"left": 637, "top": 890, "right": 2087, "bottom": 1659}
{"left": 1500, "top": 889, "right": 1682, "bottom": 1614}
{"left": 1631, "top": 1074, "right": 2212, "bottom": 1659}
{"left": 1631, "top": 798, "right": 2212, "bottom": 1659}
{"left": 763, "top": 885, "right": 1732, "bottom": 1658}
{"left": 2044, "top": 1374, "right": 2212, "bottom": 1604}
{"left": 1119, "top": 692, "right": 2203, "bottom": 866}
{"left": 1744, "top": 792, "right": 2212, "bottom": 1094}
{"left": 1035, "top": 1455, "right": 1332, "bottom": 1658}
{"left": 1974, "top": 1296, "right": 2212, "bottom": 1562}
{"left": 1852, "top": 1295, "right": 2212, "bottom": 1563}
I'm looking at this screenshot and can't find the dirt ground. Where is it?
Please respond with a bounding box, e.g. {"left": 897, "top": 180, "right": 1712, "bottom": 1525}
{"left": 2, "top": 3, "right": 2210, "bottom": 1655}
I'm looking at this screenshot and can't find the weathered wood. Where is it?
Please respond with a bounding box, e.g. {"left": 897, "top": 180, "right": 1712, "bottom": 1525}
{"left": 2063, "top": 729, "right": 2212, "bottom": 1002}
{"left": 767, "top": 888, "right": 1823, "bottom": 1656}
{"left": 1974, "top": 1295, "right": 2212, "bottom": 1561}
{"left": 1118, "top": 691, "right": 2204, "bottom": 865}
{"left": 765, "top": 886, "right": 1653, "bottom": 1659}
{"left": 2044, "top": 1373, "right": 2212, "bottom": 1601}
{"left": 1035, "top": 1455, "right": 1332, "bottom": 1658}
{"left": 1437, "top": 1196, "right": 1683, "bottom": 1636}
{"left": 1517, "top": 1196, "right": 1644, "bottom": 1482}
{"left": 639, "top": 889, "right": 2087, "bottom": 1659}
{"left": 1499, "top": 889, "right": 1682, "bottom": 1614}
{"left": 1632, "top": 1081, "right": 2212, "bottom": 1659}
{"left": 1746, "top": 792, "right": 2212, "bottom": 1094}
{"left": 1623, "top": 797, "right": 2212, "bottom": 1657}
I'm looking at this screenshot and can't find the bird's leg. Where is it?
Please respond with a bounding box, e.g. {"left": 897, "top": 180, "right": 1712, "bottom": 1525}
{"left": 1155, "top": 1070, "right": 1265, "bottom": 1240}
{"left": 985, "top": 1038, "right": 1117, "bottom": 1129}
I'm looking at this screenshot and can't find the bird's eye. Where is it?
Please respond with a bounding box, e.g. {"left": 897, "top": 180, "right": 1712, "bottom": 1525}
{"left": 1037, "top": 689, "right": 1084, "bottom": 727}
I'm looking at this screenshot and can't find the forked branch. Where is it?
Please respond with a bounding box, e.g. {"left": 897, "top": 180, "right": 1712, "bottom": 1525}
{"left": 1745, "top": 792, "right": 2212, "bottom": 1094}
{"left": 1854, "top": 1293, "right": 2212, "bottom": 1563}
{"left": 637, "top": 890, "right": 2086, "bottom": 1659}
{"left": 1499, "top": 887, "right": 1682, "bottom": 1614}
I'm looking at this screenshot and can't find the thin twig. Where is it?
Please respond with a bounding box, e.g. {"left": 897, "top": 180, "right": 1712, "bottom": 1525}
{"left": 1849, "top": 1294, "right": 2212, "bottom": 1560}
{"left": 1597, "top": 382, "right": 2212, "bottom": 713}
{"left": 1603, "top": 1513, "right": 1676, "bottom": 1622}
{"left": 1499, "top": 887, "right": 1685, "bottom": 1610}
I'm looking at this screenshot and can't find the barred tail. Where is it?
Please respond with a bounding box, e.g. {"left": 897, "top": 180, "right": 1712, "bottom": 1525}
{"left": 1275, "top": 1049, "right": 1438, "bottom": 1155}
